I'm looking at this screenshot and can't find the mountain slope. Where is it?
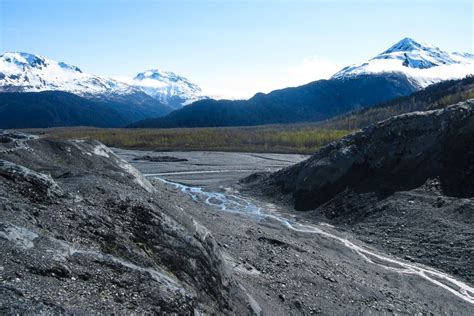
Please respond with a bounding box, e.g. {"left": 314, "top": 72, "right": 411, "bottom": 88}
{"left": 0, "top": 91, "right": 131, "bottom": 128}
{"left": 270, "top": 100, "right": 474, "bottom": 210}
{"left": 321, "top": 76, "right": 474, "bottom": 130}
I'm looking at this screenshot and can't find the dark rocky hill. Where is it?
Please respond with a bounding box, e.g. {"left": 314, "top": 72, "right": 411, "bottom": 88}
{"left": 273, "top": 100, "right": 474, "bottom": 209}
{"left": 249, "top": 100, "right": 474, "bottom": 283}
{"left": 0, "top": 131, "right": 254, "bottom": 313}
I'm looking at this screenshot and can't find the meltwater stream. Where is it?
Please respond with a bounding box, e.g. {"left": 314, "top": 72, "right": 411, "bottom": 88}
{"left": 156, "top": 178, "right": 474, "bottom": 305}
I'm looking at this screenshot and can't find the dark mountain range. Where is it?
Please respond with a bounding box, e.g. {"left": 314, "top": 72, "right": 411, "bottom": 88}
{"left": 0, "top": 91, "right": 172, "bottom": 128}
{"left": 1, "top": 38, "right": 473, "bottom": 129}
{"left": 129, "top": 73, "right": 417, "bottom": 128}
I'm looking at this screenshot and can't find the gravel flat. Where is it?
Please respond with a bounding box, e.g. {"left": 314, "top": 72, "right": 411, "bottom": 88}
{"left": 113, "top": 149, "right": 308, "bottom": 189}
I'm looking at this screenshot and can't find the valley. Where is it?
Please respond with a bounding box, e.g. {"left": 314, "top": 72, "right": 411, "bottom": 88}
{"left": 1, "top": 3, "right": 473, "bottom": 314}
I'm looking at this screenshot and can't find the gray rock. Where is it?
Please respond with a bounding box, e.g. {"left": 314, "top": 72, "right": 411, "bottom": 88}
{"left": 0, "top": 133, "right": 252, "bottom": 314}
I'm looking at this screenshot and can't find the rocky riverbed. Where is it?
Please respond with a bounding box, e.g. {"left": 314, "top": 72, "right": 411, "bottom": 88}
{"left": 118, "top": 149, "right": 473, "bottom": 315}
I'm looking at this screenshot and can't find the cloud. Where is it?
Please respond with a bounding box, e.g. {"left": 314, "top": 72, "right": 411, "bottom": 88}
{"left": 350, "top": 58, "right": 474, "bottom": 88}
{"left": 200, "top": 84, "right": 264, "bottom": 101}
{"left": 286, "top": 55, "right": 342, "bottom": 87}
{"left": 201, "top": 55, "right": 342, "bottom": 100}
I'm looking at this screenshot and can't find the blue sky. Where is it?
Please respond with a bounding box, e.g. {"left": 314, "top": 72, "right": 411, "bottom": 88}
{"left": 1, "top": 0, "right": 473, "bottom": 98}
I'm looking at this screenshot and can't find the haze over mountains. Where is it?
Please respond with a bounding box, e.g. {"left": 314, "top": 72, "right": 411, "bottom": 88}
{"left": 0, "top": 38, "right": 473, "bottom": 128}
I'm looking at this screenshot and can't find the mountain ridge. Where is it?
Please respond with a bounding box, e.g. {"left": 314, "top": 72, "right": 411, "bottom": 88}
{"left": 129, "top": 72, "right": 418, "bottom": 128}
{"left": 2, "top": 38, "right": 473, "bottom": 129}
{"left": 0, "top": 51, "right": 206, "bottom": 109}
{"left": 0, "top": 52, "right": 134, "bottom": 95}
{"left": 0, "top": 52, "right": 175, "bottom": 125}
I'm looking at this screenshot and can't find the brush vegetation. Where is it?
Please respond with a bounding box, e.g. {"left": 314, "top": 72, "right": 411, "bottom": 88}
{"left": 36, "top": 126, "right": 351, "bottom": 154}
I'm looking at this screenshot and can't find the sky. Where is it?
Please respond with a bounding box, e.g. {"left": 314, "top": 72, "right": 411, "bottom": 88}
{"left": 1, "top": 0, "right": 473, "bottom": 99}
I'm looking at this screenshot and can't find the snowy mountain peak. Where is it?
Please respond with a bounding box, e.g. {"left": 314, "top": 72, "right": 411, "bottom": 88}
{"left": 2, "top": 52, "right": 83, "bottom": 73}
{"left": 0, "top": 51, "right": 132, "bottom": 95}
{"left": 374, "top": 37, "right": 457, "bottom": 69}
{"left": 382, "top": 37, "right": 424, "bottom": 54}
{"left": 332, "top": 38, "right": 474, "bottom": 87}
{"left": 0, "top": 51, "right": 205, "bottom": 108}
{"left": 131, "top": 68, "right": 205, "bottom": 108}
{"left": 135, "top": 68, "right": 200, "bottom": 89}
{"left": 135, "top": 68, "right": 170, "bottom": 81}
{"left": 3, "top": 52, "right": 47, "bottom": 69}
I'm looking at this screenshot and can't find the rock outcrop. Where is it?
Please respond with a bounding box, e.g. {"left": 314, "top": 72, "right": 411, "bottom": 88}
{"left": 0, "top": 131, "right": 252, "bottom": 314}
{"left": 272, "top": 100, "right": 474, "bottom": 211}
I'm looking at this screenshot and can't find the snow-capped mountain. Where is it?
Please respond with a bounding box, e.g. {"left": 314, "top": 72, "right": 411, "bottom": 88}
{"left": 131, "top": 69, "right": 206, "bottom": 109}
{"left": 0, "top": 52, "right": 204, "bottom": 108}
{"left": 332, "top": 38, "right": 474, "bottom": 88}
{"left": 0, "top": 52, "right": 175, "bottom": 125}
{"left": 0, "top": 52, "right": 134, "bottom": 96}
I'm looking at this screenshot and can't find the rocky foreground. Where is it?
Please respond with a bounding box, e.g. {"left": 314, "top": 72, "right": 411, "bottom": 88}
{"left": 251, "top": 100, "right": 474, "bottom": 284}
{"left": 0, "top": 132, "right": 255, "bottom": 314}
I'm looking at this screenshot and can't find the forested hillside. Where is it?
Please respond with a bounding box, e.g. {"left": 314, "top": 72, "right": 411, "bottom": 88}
{"left": 321, "top": 76, "right": 474, "bottom": 130}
